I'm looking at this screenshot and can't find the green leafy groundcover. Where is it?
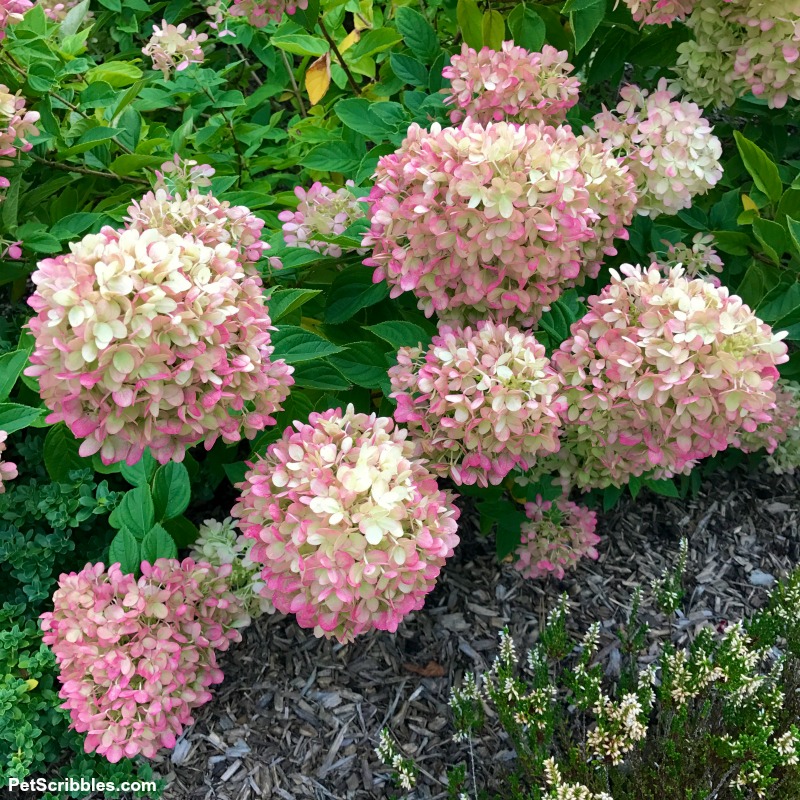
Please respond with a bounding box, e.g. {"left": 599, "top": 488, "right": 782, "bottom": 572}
{"left": 0, "top": 0, "right": 798, "bottom": 792}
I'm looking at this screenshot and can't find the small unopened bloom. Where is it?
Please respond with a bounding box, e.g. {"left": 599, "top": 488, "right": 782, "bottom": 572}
{"left": 389, "top": 321, "right": 564, "bottom": 487}
{"left": 38, "top": 0, "right": 87, "bottom": 22}
{"left": 143, "top": 20, "right": 207, "bottom": 79}
{"left": 514, "top": 496, "right": 600, "bottom": 580}
{"left": 232, "top": 405, "right": 460, "bottom": 643}
{"left": 443, "top": 42, "right": 580, "bottom": 125}
{"left": 0, "top": 431, "right": 18, "bottom": 492}
{"left": 623, "top": 0, "right": 697, "bottom": 25}
{"left": 278, "top": 182, "right": 367, "bottom": 258}
{"left": 651, "top": 232, "right": 724, "bottom": 281}
{"left": 207, "top": 0, "right": 308, "bottom": 33}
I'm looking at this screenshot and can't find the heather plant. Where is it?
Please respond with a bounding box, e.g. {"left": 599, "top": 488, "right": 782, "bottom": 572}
{"left": 0, "top": 0, "right": 797, "bottom": 785}
{"left": 379, "top": 553, "right": 800, "bottom": 800}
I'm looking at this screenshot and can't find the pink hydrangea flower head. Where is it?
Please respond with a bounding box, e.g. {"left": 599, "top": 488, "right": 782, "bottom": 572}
{"left": 143, "top": 20, "right": 208, "bottom": 79}
{"left": 40, "top": 559, "right": 247, "bottom": 763}
{"left": 622, "top": 0, "right": 697, "bottom": 26}
{"left": 0, "top": 430, "right": 18, "bottom": 492}
{"left": 651, "top": 232, "right": 724, "bottom": 281}
{"left": 514, "top": 495, "right": 599, "bottom": 580}
{"left": 232, "top": 405, "right": 460, "bottom": 643}
{"left": 191, "top": 517, "right": 275, "bottom": 617}
{"left": 389, "top": 321, "right": 565, "bottom": 487}
{"left": 0, "top": 0, "right": 32, "bottom": 39}
{"left": 734, "top": 379, "right": 800, "bottom": 468}
{"left": 278, "top": 181, "right": 368, "bottom": 258}
{"left": 126, "top": 187, "right": 278, "bottom": 270}
{"left": 540, "top": 263, "right": 788, "bottom": 491}
{"left": 593, "top": 79, "right": 723, "bottom": 218}
{"left": 207, "top": 0, "right": 308, "bottom": 32}
{"left": 721, "top": 0, "right": 800, "bottom": 108}
{"left": 0, "top": 84, "right": 40, "bottom": 201}
{"left": 26, "top": 227, "right": 294, "bottom": 466}
{"left": 442, "top": 42, "right": 580, "bottom": 125}
{"left": 365, "top": 119, "right": 633, "bottom": 326}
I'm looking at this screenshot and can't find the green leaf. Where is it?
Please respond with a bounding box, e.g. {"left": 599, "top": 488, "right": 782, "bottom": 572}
{"left": 752, "top": 218, "right": 789, "bottom": 265}
{"left": 152, "top": 462, "right": 191, "bottom": 521}
{"left": 348, "top": 27, "right": 403, "bottom": 59}
{"left": 365, "top": 321, "right": 431, "bottom": 350}
{"left": 0, "top": 404, "right": 44, "bottom": 434}
{"left": 395, "top": 7, "right": 439, "bottom": 63}
{"left": 119, "top": 449, "right": 156, "bottom": 487}
{"left": 481, "top": 10, "right": 505, "bottom": 51}
{"left": 267, "top": 288, "right": 322, "bottom": 322}
{"left": 0, "top": 350, "right": 29, "bottom": 402}
{"left": 757, "top": 283, "right": 800, "bottom": 327}
{"left": 163, "top": 516, "right": 200, "bottom": 548}
{"left": 787, "top": 216, "right": 800, "bottom": 256}
{"left": 733, "top": 131, "right": 783, "bottom": 205}
{"left": 507, "top": 4, "right": 546, "bottom": 52}
{"left": 603, "top": 485, "right": 623, "bottom": 512}
{"left": 328, "top": 341, "right": 391, "bottom": 388}
{"left": 644, "top": 478, "right": 680, "bottom": 498}
{"left": 325, "top": 266, "right": 390, "bottom": 324}
{"left": 141, "top": 524, "right": 178, "bottom": 564}
{"left": 272, "top": 33, "right": 329, "bottom": 57}
{"left": 108, "top": 528, "right": 140, "bottom": 575}
{"left": 271, "top": 326, "right": 345, "bottom": 363}
{"left": 711, "top": 230, "right": 752, "bottom": 256}
{"left": 85, "top": 61, "right": 143, "bottom": 87}
{"left": 108, "top": 154, "right": 165, "bottom": 176}
{"left": 457, "top": 0, "right": 483, "bottom": 49}
{"left": 49, "top": 212, "right": 103, "bottom": 240}
{"left": 291, "top": 360, "right": 352, "bottom": 390}
{"left": 390, "top": 53, "right": 428, "bottom": 87}
{"left": 335, "top": 98, "right": 395, "bottom": 140}
{"left": 109, "top": 485, "right": 154, "bottom": 538}
{"left": 43, "top": 423, "right": 83, "bottom": 483}
{"left": 569, "top": 0, "right": 606, "bottom": 51}
{"left": 302, "top": 141, "right": 363, "bottom": 173}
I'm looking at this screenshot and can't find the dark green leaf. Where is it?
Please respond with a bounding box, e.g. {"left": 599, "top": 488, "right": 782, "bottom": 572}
{"left": 328, "top": 341, "right": 390, "bottom": 388}
{"left": 109, "top": 485, "right": 155, "bottom": 538}
{"left": 152, "top": 462, "right": 191, "bottom": 521}
{"left": 325, "top": 266, "right": 390, "bottom": 324}
{"left": 141, "top": 524, "right": 178, "bottom": 564}
{"left": 119, "top": 449, "right": 157, "bottom": 488}
{"left": 734, "top": 131, "right": 783, "bottom": 205}
{"left": 271, "top": 326, "right": 345, "bottom": 363}
{"left": 43, "top": 423, "right": 83, "bottom": 483}
{"left": 508, "top": 4, "right": 547, "bottom": 52}
{"left": 108, "top": 528, "right": 140, "bottom": 575}
{"left": 457, "top": 0, "right": 483, "bottom": 49}
{"left": 390, "top": 53, "right": 428, "bottom": 87}
{"left": 395, "top": 8, "right": 439, "bottom": 63}
{"left": 0, "top": 350, "right": 29, "bottom": 401}
{"left": 0, "top": 404, "right": 44, "bottom": 434}
{"left": 267, "top": 288, "right": 322, "bottom": 322}
{"left": 365, "top": 321, "right": 431, "bottom": 350}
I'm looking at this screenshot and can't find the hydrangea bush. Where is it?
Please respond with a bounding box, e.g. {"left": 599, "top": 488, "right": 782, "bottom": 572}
{"left": 0, "top": 0, "right": 797, "bottom": 786}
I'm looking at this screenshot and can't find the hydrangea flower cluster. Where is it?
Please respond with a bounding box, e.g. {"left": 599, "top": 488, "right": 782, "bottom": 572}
{"left": 40, "top": 559, "right": 247, "bottom": 762}
{"left": 0, "top": 0, "right": 31, "bottom": 39}
{"left": 593, "top": 79, "right": 723, "bottom": 218}
{"left": 389, "top": 321, "right": 564, "bottom": 487}
{"left": 622, "top": 0, "right": 697, "bottom": 25}
{"left": 651, "top": 233, "right": 724, "bottom": 281}
{"left": 537, "top": 264, "right": 788, "bottom": 491}
{"left": 734, "top": 380, "right": 800, "bottom": 471}
{"left": 675, "top": 0, "right": 800, "bottom": 109}
{"left": 26, "top": 226, "right": 294, "bottom": 465}
{"left": 156, "top": 154, "right": 215, "bottom": 194}
{"left": 0, "top": 84, "right": 39, "bottom": 201}
{"left": 207, "top": 0, "right": 307, "bottom": 33}
{"left": 365, "top": 118, "right": 636, "bottom": 326}
{"left": 142, "top": 20, "right": 207, "bottom": 80}
{"left": 190, "top": 517, "right": 275, "bottom": 617}
{"left": 0, "top": 431, "right": 18, "bottom": 493}
{"left": 278, "top": 181, "right": 367, "bottom": 258}
{"left": 232, "top": 405, "right": 460, "bottom": 643}
{"left": 442, "top": 42, "right": 580, "bottom": 125}
{"left": 514, "top": 496, "right": 600, "bottom": 580}
{"left": 126, "top": 186, "right": 279, "bottom": 270}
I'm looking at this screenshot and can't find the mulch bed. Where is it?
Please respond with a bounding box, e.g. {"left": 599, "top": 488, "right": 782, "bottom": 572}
{"left": 157, "top": 467, "right": 800, "bottom": 800}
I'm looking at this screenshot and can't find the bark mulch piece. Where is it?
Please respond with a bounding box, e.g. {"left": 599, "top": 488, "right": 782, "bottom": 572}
{"left": 158, "top": 468, "right": 800, "bottom": 800}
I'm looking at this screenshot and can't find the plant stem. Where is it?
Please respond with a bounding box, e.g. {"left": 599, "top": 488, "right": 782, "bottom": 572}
{"left": 28, "top": 152, "right": 149, "bottom": 185}
{"left": 318, "top": 18, "right": 360, "bottom": 96}
{"left": 198, "top": 84, "right": 247, "bottom": 187}
{"left": 278, "top": 50, "right": 307, "bottom": 117}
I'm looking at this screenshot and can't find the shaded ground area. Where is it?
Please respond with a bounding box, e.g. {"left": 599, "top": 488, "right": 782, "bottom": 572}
{"left": 158, "top": 468, "right": 800, "bottom": 800}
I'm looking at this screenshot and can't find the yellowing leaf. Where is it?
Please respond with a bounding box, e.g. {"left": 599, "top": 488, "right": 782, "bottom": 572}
{"left": 305, "top": 52, "right": 331, "bottom": 106}
{"left": 24, "top": 679, "right": 38, "bottom": 691}
{"left": 742, "top": 194, "right": 758, "bottom": 211}
{"left": 339, "top": 30, "right": 360, "bottom": 53}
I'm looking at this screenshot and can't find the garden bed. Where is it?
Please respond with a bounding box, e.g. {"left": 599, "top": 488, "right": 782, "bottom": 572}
{"left": 158, "top": 466, "right": 800, "bottom": 800}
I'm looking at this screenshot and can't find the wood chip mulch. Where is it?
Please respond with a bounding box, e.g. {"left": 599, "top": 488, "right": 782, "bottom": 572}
{"left": 158, "top": 468, "right": 800, "bottom": 800}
